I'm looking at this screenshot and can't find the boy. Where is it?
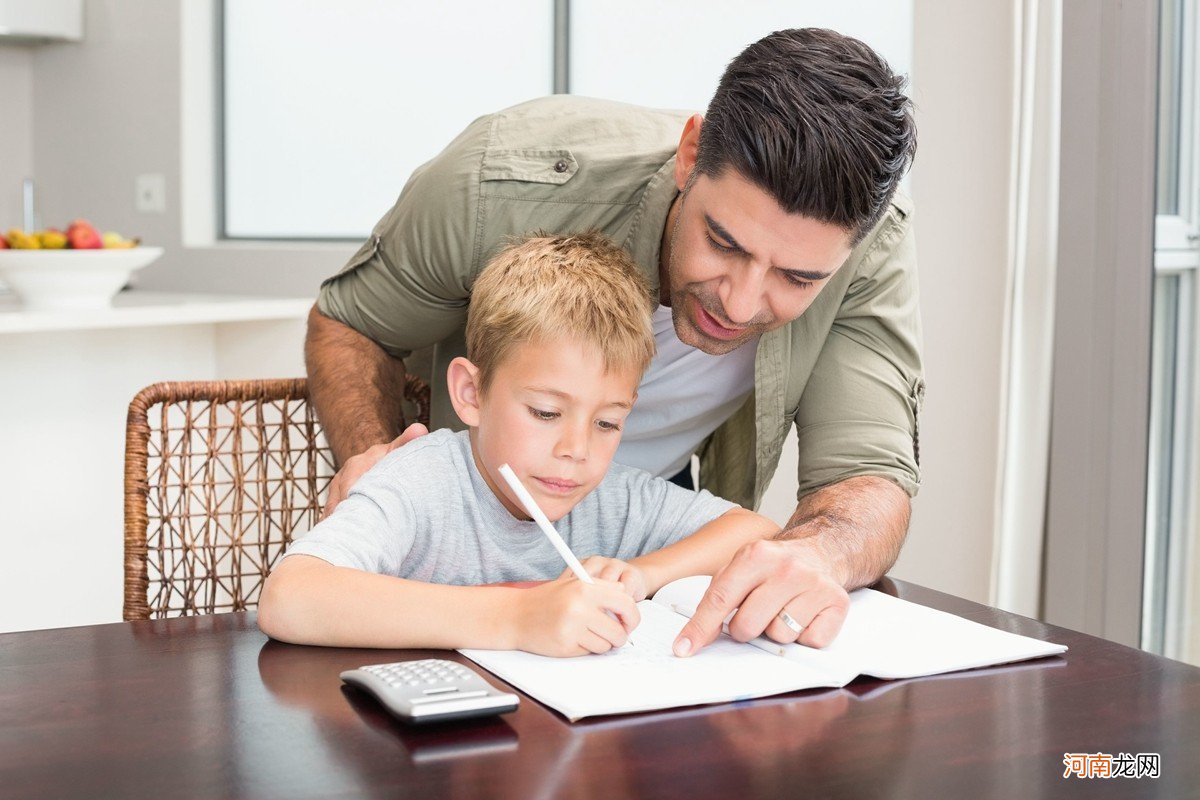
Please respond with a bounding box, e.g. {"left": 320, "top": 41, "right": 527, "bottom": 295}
{"left": 258, "top": 233, "right": 778, "bottom": 657}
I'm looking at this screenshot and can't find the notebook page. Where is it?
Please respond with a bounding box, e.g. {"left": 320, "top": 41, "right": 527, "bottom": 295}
{"left": 812, "top": 589, "right": 1068, "bottom": 679}
{"left": 460, "top": 600, "right": 847, "bottom": 721}
{"left": 654, "top": 576, "right": 1067, "bottom": 680}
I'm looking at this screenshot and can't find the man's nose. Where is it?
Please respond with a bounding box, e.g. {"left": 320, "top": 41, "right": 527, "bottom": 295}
{"left": 722, "top": 267, "right": 766, "bottom": 325}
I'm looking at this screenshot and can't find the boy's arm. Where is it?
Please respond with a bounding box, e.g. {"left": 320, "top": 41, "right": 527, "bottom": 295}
{"left": 258, "top": 554, "right": 640, "bottom": 656}
{"left": 258, "top": 555, "right": 520, "bottom": 649}
{"left": 629, "top": 508, "right": 779, "bottom": 596}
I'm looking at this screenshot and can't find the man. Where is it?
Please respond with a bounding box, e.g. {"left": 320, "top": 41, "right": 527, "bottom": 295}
{"left": 305, "top": 28, "right": 922, "bottom": 656}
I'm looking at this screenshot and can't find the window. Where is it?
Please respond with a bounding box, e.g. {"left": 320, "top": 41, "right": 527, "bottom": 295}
{"left": 220, "top": 1, "right": 553, "bottom": 239}
{"left": 220, "top": 1, "right": 912, "bottom": 241}
{"left": 1145, "top": 0, "right": 1200, "bottom": 665}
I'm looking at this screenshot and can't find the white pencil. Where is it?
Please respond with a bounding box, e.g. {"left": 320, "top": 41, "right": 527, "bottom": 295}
{"left": 497, "top": 464, "right": 593, "bottom": 583}
{"left": 497, "top": 463, "right": 634, "bottom": 646}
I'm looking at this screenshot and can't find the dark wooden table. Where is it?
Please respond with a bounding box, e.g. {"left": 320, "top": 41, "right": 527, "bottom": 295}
{"left": 2, "top": 578, "right": 1198, "bottom": 799}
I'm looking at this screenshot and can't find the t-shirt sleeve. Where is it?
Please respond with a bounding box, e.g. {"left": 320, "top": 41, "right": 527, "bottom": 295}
{"left": 282, "top": 463, "right": 420, "bottom": 575}
{"left": 617, "top": 468, "right": 739, "bottom": 556}
{"left": 795, "top": 201, "right": 925, "bottom": 499}
{"left": 315, "top": 117, "right": 487, "bottom": 359}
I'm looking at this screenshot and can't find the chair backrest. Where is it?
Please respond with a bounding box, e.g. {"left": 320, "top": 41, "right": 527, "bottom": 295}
{"left": 123, "top": 377, "right": 430, "bottom": 621}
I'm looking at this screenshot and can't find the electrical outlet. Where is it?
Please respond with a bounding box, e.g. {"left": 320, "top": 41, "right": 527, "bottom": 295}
{"left": 135, "top": 173, "right": 166, "bottom": 214}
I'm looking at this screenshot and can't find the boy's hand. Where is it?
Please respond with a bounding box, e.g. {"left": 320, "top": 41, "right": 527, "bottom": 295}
{"left": 512, "top": 576, "right": 640, "bottom": 657}
{"left": 561, "top": 556, "right": 649, "bottom": 601}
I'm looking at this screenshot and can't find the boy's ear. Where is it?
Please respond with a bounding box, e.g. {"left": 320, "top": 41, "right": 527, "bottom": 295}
{"left": 447, "top": 356, "right": 483, "bottom": 427}
{"left": 674, "top": 114, "right": 702, "bottom": 191}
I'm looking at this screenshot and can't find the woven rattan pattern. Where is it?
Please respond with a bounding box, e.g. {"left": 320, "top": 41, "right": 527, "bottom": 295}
{"left": 123, "top": 377, "right": 430, "bottom": 620}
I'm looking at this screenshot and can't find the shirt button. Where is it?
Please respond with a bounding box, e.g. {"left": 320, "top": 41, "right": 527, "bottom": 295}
{"left": 554, "top": 160, "right": 569, "bottom": 173}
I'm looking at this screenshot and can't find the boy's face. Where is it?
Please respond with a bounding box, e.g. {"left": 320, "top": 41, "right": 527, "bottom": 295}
{"left": 466, "top": 338, "right": 640, "bottom": 523}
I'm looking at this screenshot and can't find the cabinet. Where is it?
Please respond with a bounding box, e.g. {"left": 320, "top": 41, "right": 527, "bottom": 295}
{"left": 0, "top": 0, "right": 82, "bottom": 43}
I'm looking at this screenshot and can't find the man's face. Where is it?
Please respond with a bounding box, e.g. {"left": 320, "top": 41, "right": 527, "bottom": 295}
{"left": 470, "top": 338, "right": 639, "bottom": 523}
{"left": 663, "top": 168, "right": 855, "bottom": 355}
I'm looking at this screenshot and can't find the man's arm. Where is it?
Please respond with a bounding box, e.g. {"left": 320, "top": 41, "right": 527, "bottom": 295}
{"left": 780, "top": 475, "right": 910, "bottom": 590}
{"left": 305, "top": 303, "right": 409, "bottom": 466}
{"left": 306, "top": 304, "right": 431, "bottom": 516}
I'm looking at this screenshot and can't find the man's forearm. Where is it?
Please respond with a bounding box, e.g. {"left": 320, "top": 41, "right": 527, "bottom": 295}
{"left": 780, "top": 476, "right": 911, "bottom": 590}
{"left": 305, "top": 304, "right": 408, "bottom": 465}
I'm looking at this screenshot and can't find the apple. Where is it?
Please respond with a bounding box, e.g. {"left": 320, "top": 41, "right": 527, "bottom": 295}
{"left": 66, "top": 219, "right": 103, "bottom": 249}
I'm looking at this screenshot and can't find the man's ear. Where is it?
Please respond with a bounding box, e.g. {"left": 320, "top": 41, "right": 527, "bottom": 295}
{"left": 674, "top": 114, "right": 703, "bottom": 191}
{"left": 446, "top": 357, "right": 483, "bottom": 427}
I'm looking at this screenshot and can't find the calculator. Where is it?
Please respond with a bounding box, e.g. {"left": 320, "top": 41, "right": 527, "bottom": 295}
{"left": 340, "top": 659, "right": 519, "bottom": 724}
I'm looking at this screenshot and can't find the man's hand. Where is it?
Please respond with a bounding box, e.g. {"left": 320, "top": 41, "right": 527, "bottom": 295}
{"left": 321, "top": 422, "right": 429, "bottom": 518}
{"left": 672, "top": 539, "right": 850, "bottom": 656}
{"left": 511, "top": 575, "right": 641, "bottom": 657}
{"left": 672, "top": 476, "right": 910, "bottom": 657}
{"left": 561, "top": 556, "right": 649, "bottom": 601}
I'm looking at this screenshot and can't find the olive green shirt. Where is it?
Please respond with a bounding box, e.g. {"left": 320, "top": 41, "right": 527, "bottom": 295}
{"left": 317, "top": 95, "right": 924, "bottom": 512}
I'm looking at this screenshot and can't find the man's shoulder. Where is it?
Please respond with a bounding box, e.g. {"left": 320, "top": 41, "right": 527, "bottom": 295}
{"left": 484, "top": 95, "right": 693, "bottom": 149}
{"left": 868, "top": 188, "right": 914, "bottom": 245}
{"left": 839, "top": 188, "right": 916, "bottom": 279}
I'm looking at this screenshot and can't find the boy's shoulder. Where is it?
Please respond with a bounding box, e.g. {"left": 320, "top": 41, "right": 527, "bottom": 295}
{"left": 588, "top": 460, "right": 668, "bottom": 503}
{"left": 358, "top": 428, "right": 472, "bottom": 486}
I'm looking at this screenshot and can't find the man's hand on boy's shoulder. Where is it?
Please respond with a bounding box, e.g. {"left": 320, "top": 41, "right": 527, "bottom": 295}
{"left": 560, "top": 556, "right": 649, "bottom": 602}
{"left": 321, "top": 422, "right": 430, "bottom": 518}
{"left": 673, "top": 539, "right": 851, "bottom": 656}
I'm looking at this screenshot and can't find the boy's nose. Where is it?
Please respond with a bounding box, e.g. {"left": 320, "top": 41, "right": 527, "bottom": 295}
{"left": 554, "top": 423, "right": 589, "bottom": 461}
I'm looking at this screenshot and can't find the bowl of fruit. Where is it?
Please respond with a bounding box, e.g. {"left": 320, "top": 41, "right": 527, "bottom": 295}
{"left": 0, "top": 220, "right": 163, "bottom": 311}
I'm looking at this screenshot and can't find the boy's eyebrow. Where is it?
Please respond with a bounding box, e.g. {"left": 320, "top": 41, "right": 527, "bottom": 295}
{"left": 526, "top": 386, "right": 632, "bottom": 409}
{"left": 704, "top": 213, "right": 834, "bottom": 282}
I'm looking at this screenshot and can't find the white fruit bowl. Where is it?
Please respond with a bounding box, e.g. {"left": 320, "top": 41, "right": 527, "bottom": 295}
{"left": 0, "top": 247, "right": 164, "bottom": 311}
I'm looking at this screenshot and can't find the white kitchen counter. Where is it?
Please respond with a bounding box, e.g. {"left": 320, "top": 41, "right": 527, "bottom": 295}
{"left": 0, "top": 290, "right": 313, "bottom": 634}
{"left": 0, "top": 290, "right": 312, "bottom": 333}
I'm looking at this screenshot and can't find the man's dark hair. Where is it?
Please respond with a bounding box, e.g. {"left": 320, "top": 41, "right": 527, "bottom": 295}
{"left": 695, "top": 28, "right": 917, "bottom": 245}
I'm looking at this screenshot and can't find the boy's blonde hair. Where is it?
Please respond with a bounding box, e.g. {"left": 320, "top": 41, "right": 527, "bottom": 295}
{"left": 466, "top": 232, "right": 656, "bottom": 390}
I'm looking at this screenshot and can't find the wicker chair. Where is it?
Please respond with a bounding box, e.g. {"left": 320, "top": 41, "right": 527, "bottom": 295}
{"left": 123, "top": 376, "right": 430, "bottom": 621}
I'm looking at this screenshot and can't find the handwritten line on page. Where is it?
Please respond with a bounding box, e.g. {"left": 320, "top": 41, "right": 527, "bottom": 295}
{"left": 460, "top": 576, "right": 1067, "bottom": 722}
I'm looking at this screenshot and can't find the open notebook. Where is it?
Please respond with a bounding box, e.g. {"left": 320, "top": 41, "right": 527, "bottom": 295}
{"left": 460, "top": 575, "right": 1068, "bottom": 722}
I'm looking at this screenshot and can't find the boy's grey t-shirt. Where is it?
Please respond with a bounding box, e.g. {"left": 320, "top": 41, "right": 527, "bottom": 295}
{"left": 285, "top": 429, "right": 738, "bottom": 584}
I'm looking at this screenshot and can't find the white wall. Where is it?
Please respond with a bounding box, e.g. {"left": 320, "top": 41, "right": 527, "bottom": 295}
{"left": 28, "top": 0, "right": 351, "bottom": 297}
{"left": 17, "top": 0, "right": 1020, "bottom": 607}
{"left": 0, "top": 46, "right": 33, "bottom": 231}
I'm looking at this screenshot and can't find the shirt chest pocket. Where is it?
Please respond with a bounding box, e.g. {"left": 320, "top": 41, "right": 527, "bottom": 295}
{"left": 480, "top": 148, "right": 578, "bottom": 187}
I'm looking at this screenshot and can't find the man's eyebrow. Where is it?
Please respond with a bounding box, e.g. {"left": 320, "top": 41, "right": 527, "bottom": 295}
{"left": 705, "top": 214, "right": 749, "bottom": 255}
{"left": 526, "top": 386, "right": 631, "bottom": 409}
{"left": 705, "top": 213, "right": 835, "bottom": 282}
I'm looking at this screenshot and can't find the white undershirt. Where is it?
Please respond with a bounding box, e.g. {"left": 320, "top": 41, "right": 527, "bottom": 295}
{"left": 614, "top": 304, "right": 758, "bottom": 478}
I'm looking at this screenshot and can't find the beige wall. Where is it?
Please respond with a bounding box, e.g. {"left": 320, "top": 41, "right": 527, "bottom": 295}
{"left": 14, "top": 0, "right": 1019, "bottom": 605}
{"left": 893, "top": 0, "right": 1016, "bottom": 602}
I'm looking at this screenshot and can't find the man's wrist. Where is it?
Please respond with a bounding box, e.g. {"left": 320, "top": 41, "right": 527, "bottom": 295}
{"left": 776, "top": 527, "right": 854, "bottom": 589}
